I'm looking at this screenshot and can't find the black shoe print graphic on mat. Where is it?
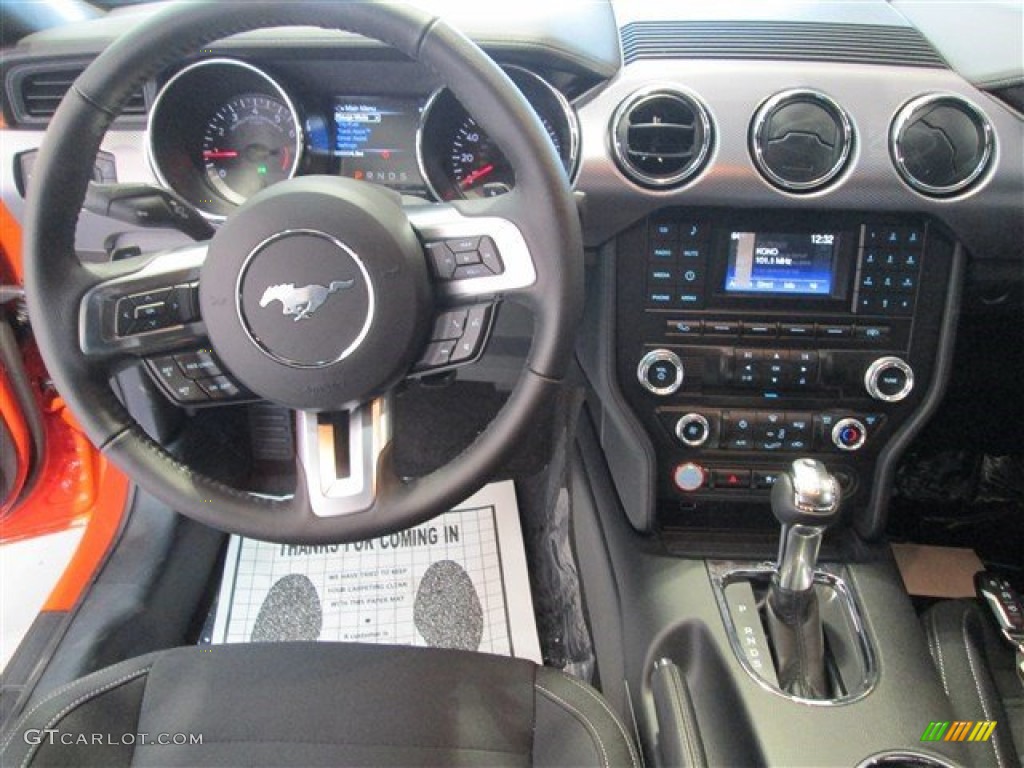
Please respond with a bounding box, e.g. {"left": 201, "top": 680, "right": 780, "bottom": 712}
{"left": 413, "top": 560, "right": 483, "bottom": 651}
{"left": 251, "top": 573, "right": 323, "bottom": 642}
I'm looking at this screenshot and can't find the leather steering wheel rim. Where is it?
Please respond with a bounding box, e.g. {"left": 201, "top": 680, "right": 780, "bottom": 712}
{"left": 23, "top": 0, "right": 582, "bottom": 543}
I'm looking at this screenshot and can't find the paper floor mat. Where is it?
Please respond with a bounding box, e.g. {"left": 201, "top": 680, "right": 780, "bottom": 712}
{"left": 209, "top": 481, "right": 541, "bottom": 662}
{"left": 892, "top": 542, "right": 984, "bottom": 598}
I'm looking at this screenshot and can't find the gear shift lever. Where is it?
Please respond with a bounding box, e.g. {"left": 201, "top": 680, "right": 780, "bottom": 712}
{"left": 766, "top": 458, "right": 841, "bottom": 698}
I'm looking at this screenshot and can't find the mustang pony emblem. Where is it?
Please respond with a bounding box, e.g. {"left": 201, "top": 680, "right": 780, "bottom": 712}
{"left": 259, "top": 280, "right": 355, "bottom": 321}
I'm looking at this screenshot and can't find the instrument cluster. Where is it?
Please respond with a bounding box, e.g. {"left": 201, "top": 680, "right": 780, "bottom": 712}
{"left": 148, "top": 59, "right": 580, "bottom": 218}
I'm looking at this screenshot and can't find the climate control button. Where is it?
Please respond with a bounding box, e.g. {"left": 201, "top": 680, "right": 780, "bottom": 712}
{"left": 637, "top": 349, "right": 684, "bottom": 395}
{"left": 864, "top": 356, "right": 914, "bottom": 402}
{"left": 832, "top": 417, "right": 867, "bottom": 451}
{"left": 675, "top": 413, "right": 710, "bottom": 447}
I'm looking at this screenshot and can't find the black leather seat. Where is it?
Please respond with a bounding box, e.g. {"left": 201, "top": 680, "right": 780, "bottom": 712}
{"left": 923, "top": 600, "right": 1024, "bottom": 768}
{"left": 1, "top": 643, "right": 639, "bottom": 767}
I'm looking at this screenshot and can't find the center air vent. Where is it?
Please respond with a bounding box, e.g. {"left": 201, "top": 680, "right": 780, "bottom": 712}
{"left": 890, "top": 94, "right": 994, "bottom": 197}
{"left": 611, "top": 88, "right": 712, "bottom": 189}
{"left": 750, "top": 89, "right": 853, "bottom": 192}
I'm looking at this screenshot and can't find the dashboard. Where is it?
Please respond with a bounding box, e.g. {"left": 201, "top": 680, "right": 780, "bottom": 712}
{"left": 0, "top": 0, "right": 1021, "bottom": 539}
{"left": 145, "top": 57, "right": 579, "bottom": 218}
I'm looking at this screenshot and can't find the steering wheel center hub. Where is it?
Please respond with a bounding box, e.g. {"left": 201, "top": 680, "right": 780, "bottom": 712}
{"left": 239, "top": 229, "right": 374, "bottom": 368}
{"left": 201, "top": 176, "right": 432, "bottom": 410}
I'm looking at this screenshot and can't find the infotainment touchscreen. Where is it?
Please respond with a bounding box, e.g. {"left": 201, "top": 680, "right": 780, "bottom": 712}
{"left": 334, "top": 97, "right": 424, "bottom": 190}
{"left": 724, "top": 231, "right": 840, "bottom": 296}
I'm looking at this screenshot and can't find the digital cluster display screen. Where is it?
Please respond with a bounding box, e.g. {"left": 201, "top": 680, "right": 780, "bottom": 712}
{"left": 724, "top": 231, "right": 839, "bottom": 296}
{"left": 334, "top": 98, "right": 423, "bottom": 190}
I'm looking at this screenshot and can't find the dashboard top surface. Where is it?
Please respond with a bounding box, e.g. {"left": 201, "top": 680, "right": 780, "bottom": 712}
{"left": 1, "top": 0, "right": 1021, "bottom": 262}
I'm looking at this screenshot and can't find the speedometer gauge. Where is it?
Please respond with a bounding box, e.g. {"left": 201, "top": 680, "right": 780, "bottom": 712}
{"left": 447, "top": 114, "right": 564, "bottom": 198}
{"left": 418, "top": 67, "right": 579, "bottom": 201}
{"left": 202, "top": 94, "right": 298, "bottom": 205}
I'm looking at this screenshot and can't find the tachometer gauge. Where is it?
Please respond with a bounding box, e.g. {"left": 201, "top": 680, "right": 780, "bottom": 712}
{"left": 148, "top": 58, "right": 304, "bottom": 217}
{"left": 202, "top": 94, "right": 299, "bottom": 205}
{"left": 418, "top": 67, "right": 579, "bottom": 201}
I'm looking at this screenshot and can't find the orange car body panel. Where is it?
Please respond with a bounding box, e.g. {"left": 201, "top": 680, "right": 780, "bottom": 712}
{"left": 1, "top": 200, "right": 131, "bottom": 611}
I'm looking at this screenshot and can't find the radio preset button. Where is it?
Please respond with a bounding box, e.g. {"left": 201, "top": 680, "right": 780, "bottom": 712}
{"left": 780, "top": 324, "right": 814, "bottom": 338}
{"left": 667, "top": 319, "right": 701, "bottom": 336}
{"left": 817, "top": 323, "right": 852, "bottom": 339}
{"left": 855, "top": 325, "right": 890, "bottom": 342}
{"left": 705, "top": 321, "right": 739, "bottom": 336}
{"left": 741, "top": 321, "right": 777, "bottom": 337}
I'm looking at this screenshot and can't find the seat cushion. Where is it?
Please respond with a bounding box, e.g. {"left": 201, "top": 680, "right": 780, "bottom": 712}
{"left": 922, "top": 600, "right": 1024, "bottom": 768}
{"left": 1, "top": 643, "right": 639, "bottom": 767}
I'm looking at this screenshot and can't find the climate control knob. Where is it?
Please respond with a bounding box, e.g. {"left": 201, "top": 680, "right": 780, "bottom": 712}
{"left": 865, "top": 356, "right": 914, "bottom": 402}
{"left": 832, "top": 417, "right": 867, "bottom": 451}
{"left": 675, "top": 413, "right": 710, "bottom": 447}
{"left": 673, "top": 462, "right": 707, "bottom": 492}
{"left": 637, "top": 349, "right": 684, "bottom": 395}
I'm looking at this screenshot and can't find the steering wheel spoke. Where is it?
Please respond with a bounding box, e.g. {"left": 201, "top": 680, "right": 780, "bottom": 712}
{"left": 295, "top": 397, "right": 393, "bottom": 518}
{"left": 79, "top": 242, "right": 208, "bottom": 359}
{"left": 406, "top": 196, "right": 537, "bottom": 303}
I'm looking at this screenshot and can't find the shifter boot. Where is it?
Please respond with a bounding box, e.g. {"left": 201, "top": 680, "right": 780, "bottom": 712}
{"left": 766, "top": 587, "right": 829, "bottom": 699}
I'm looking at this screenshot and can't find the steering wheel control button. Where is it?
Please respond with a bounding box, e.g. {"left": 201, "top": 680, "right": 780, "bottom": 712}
{"left": 832, "top": 417, "right": 867, "bottom": 451}
{"left": 174, "top": 349, "right": 222, "bottom": 379}
{"left": 673, "top": 462, "right": 707, "bottom": 492}
{"left": 414, "top": 303, "right": 493, "bottom": 373}
{"left": 451, "top": 305, "right": 490, "bottom": 363}
{"left": 675, "top": 413, "right": 711, "bottom": 447}
{"left": 453, "top": 263, "right": 491, "bottom": 280}
{"left": 426, "top": 236, "right": 505, "bottom": 282}
{"left": 199, "top": 375, "right": 242, "bottom": 400}
{"left": 431, "top": 308, "right": 469, "bottom": 341}
{"left": 146, "top": 357, "right": 209, "bottom": 403}
{"left": 865, "top": 356, "right": 915, "bottom": 402}
{"left": 637, "top": 349, "right": 684, "bottom": 395}
{"left": 477, "top": 238, "right": 504, "bottom": 274}
{"left": 426, "top": 241, "right": 457, "bottom": 279}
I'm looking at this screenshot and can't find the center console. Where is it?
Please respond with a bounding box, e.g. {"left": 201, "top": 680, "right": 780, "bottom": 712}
{"left": 574, "top": 207, "right": 968, "bottom": 766}
{"left": 614, "top": 208, "right": 958, "bottom": 534}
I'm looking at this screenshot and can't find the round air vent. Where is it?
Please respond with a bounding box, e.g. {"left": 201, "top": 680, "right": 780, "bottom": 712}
{"left": 611, "top": 87, "right": 712, "bottom": 188}
{"left": 750, "top": 89, "right": 853, "bottom": 192}
{"left": 891, "top": 93, "right": 994, "bottom": 197}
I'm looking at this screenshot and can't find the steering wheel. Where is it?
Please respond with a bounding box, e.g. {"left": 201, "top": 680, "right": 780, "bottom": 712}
{"left": 23, "top": 1, "right": 582, "bottom": 543}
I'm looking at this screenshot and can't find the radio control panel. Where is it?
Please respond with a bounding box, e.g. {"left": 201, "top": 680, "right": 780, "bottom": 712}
{"left": 615, "top": 209, "right": 955, "bottom": 519}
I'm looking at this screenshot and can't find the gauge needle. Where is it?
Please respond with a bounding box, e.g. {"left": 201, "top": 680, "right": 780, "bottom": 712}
{"left": 203, "top": 150, "right": 239, "bottom": 160}
{"left": 460, "top": 163, "right": 495, "bottom": 189}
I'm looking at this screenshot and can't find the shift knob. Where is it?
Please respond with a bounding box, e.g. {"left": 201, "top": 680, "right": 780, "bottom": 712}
{"left": 770, "top": 458, "right": 841, "bottom": 529}
{"left": 771, "top": 459, "right": 841, "bottom": 593}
